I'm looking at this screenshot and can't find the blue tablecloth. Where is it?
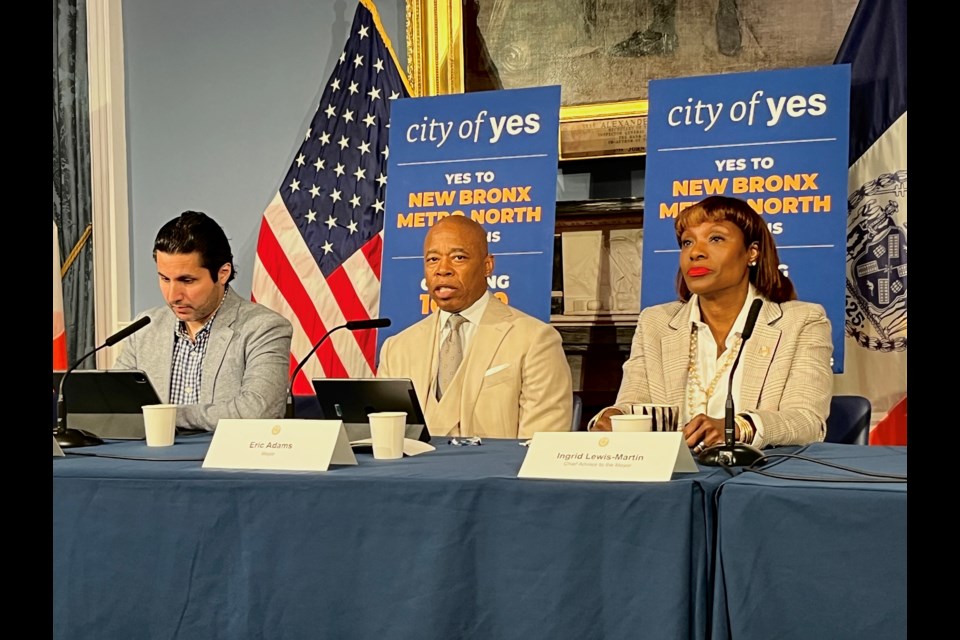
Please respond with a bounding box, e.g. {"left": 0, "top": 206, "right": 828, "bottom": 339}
{"left": 54, "top": 435, "right": 728, "bottom": 640}
{"left": 710, "top": 443, "right": 907, "bottom": 640}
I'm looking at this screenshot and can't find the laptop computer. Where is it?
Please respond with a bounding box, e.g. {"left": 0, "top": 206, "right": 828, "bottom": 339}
{"left": 52, "top": 369, "right": 164, "bottom": 440}
{"left": 310, "top": 378, "right": 430, "bottom": 443}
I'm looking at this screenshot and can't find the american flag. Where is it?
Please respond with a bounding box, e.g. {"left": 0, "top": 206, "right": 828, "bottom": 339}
{"left": 251, "top": 0, "right": 411, "bottom": 394}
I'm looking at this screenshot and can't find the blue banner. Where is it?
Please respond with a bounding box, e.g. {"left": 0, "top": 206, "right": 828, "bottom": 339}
{"left": 378, "top": 86, "right": 561, "bottom": 350}
{"left": 643, "top": 65, "right": 850, "bottom": 372}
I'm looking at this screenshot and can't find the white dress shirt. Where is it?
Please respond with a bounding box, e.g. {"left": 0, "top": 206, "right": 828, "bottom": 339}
{"left": 684, "top": 284, "right": 765, "bottom": 443}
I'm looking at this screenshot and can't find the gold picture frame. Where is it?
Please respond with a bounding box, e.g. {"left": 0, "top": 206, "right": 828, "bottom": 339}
{"left": 405, "top": 0, "right": 648, "bottom": 161}
{"left": 406, "top": 0, "right": 859, "bottom": 162}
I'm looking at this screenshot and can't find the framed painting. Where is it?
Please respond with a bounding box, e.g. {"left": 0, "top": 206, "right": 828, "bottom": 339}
{"left": 406, "top": 0, "right": 859, "bottom": 160}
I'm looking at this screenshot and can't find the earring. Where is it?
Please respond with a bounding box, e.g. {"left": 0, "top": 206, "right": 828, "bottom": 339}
{"left": 748, "top": 261, "right": 757, "bottom": 267}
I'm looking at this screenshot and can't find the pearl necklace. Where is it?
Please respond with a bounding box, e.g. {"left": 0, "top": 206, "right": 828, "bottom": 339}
{"left": 686, "top": 326, "right": 742, "bottom": 419}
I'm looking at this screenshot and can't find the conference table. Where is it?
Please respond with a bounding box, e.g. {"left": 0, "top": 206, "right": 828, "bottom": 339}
{"left": 54, "top": 434, "right": 729, "bottom": 640}
{"left": 710, "top": 443, "right": 907, "bottom": 640}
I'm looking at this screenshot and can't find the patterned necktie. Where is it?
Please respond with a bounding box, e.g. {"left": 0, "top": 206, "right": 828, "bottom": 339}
{"left": 436, "top": 313, "right": 467, "bottom": 400}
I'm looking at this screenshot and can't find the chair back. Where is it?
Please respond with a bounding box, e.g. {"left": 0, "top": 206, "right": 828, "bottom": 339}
{"left": 571, "top": 394, "right": 583, "bottom": 431}
{"left": 825, "top": 395, "right": 871, "bottom": 444}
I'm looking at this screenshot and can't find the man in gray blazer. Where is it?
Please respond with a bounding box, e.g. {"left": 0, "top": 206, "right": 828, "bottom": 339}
{"left": 115, "top": 211, "right": 292, "bottom": 431}
{"left": 377, "top": 216, "right": 572, "bottom": 439}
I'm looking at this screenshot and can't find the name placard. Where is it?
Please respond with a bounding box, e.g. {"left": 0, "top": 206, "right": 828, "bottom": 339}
{"left": 203, "top": 419, "right": 357, "bottom": 472}
{"left": 518, "top": 432, "right": 698, "bottom": 482}
{"left": 53, "top": 437, "right": 65, "bottom": 457}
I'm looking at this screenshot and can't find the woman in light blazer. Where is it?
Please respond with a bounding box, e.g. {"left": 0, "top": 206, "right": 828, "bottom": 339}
{"left": 590, "top": 195, "right": 833, "bottom": 450}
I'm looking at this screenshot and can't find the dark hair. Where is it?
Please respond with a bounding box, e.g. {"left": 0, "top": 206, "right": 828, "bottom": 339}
{"left": 674, "top": 195, "right": 796, "bottom": 302}
{"left": 153, "top": 211, "right": 236, "bottom": 283}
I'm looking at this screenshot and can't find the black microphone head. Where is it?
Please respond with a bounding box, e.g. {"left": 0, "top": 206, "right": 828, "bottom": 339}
{"left": 345, "top": 318, "right": 391, "bottom": 330}
{"left": 740, "top": 299, "right": 763, "bottom": 341}
{"left": 104, "top": 316, "right": 152, "bottom": 346}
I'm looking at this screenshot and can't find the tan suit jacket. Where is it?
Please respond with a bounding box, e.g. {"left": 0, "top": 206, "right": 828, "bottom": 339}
{"left": 612, "top": 298, "right": 833, "bottom": 447}
{"left": 378, "top": 297, "right": 573, "bottom": 439}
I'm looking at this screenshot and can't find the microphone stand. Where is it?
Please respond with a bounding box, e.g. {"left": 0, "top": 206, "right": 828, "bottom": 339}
{"left": 285, "top": 326, "right": 347, "bottom": 419}
{"left": 285, "top": 317, "right": 392, "bottom": 418}
{"left": 699, "top": 300, "right": 763, "bottom": 467}
{"left": 56, "top": 349, "right": 107, "bottom": 448}
{"left": 56, "top": 316, "right": 153, "bottom": 448}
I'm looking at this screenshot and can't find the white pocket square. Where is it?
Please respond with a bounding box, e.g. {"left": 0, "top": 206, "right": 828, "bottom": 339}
{"left": 484, "top": 363, "right": 511, "bottom": 377}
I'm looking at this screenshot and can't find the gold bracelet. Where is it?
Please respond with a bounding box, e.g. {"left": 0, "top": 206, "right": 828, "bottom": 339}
{"left": 736, "top": 416, "right": 749, "bottom": 443}
{"left": 734, "top": 414, "right": 754, "bottom": 444}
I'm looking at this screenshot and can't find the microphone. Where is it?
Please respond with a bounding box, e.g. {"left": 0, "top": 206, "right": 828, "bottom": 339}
{"left": 345, "top": 318, "right": 392, "bottom": 331}
{"left": 285, "top": 318, "right": 392, "bottom": 418}
{"left": 699, "top": 299, "right": 764, "bottom": 467}
{"left": 103, "top": 317, "right": 152, "bottom": 346}
{"left": 56, "top": 316, "right": 152, "bottom": 448}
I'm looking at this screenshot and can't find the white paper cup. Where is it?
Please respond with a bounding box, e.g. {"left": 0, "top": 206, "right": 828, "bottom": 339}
{"left": 369, "top": 411, "right": 406, "bottom": 459}
{"left": 142, "top": 404, "right": 177, "bottom": 447}
{"left": 630, "top": 404, "right": 681, "bottom": 432}
{"left": 610, "top": 414, "right": 653, "bottom": 432}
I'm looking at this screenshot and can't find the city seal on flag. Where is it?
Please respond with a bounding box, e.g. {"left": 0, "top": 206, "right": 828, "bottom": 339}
{"left": 845, "top": 168, "right": 907, "bottom": 354}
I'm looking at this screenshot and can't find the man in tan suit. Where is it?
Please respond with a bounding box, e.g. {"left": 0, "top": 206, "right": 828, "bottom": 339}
{"left": 377, "top": 216, "right": 573, "bottom": 439}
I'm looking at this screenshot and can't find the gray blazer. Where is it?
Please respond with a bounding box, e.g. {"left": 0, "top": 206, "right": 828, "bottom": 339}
{"left": 114, "top": 288, "right": 293, "bottom": 430}
{"left": 613, "top": 297, "right": 833, "bottom": 447}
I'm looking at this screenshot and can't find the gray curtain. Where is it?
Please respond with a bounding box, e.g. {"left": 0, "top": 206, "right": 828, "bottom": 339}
{"left": 54, "top": 0, "right": 95, "bottom": 367}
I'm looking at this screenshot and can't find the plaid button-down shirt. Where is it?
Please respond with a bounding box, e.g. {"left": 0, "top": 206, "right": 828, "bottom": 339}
{"left": 168, "top": 289, "right": 227, "bottom": 405}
